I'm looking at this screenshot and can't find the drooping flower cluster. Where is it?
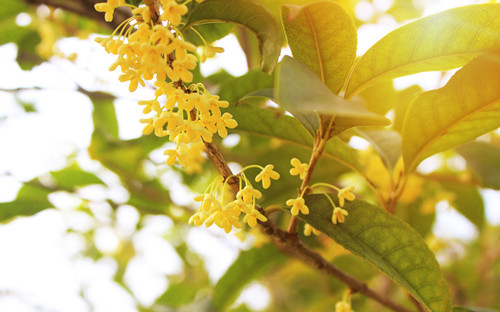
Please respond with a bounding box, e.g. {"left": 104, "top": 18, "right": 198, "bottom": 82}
{"left": 189, "top": 165, "right": 280, "bottom": 233}
{"left": 95, "top": 0, "right": 227, "bottom": 172}
{"left": 286, "top": 157, "right": 357, "bottom": 236}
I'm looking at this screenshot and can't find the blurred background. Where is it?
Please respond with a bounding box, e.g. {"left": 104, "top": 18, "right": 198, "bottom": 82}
{"left": 1, "top": 0, "right": 499, "bottom": 311}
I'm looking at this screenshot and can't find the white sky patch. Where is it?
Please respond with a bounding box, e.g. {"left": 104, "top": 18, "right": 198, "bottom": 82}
{"left": 433, "top": 201, "right": 478, "bottom": 242}
{"left": 200, "top": 34, "right": 248, "bottom": 77}
{"left": 235, "top": 282, "right": 271, "bottom": 311}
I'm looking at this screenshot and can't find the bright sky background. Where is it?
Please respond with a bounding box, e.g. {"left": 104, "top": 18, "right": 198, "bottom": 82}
{"left": 0, "top": 0, "right": 499, "bottom": 311}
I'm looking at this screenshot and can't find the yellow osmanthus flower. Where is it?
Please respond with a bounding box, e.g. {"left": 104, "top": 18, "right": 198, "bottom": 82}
{"left": 94, "top": 0, "right": 126, "bottom": 22}
{"left": 289, "top": 157, "right": 308, "bottom": 180}
{"left": 255, "top": 165, "right": 280, "bottom": 189}
{"left": 201, "top": 44, "right": 225, "bottom": 63}
{"left": 335, "top": 291, "right": 354, "bottom": 312}
{"left": 286, "top": 196, "right": 309, "bottom": 216}
{"left": 237, "top": 185, "right": 262, "bottom": 204}
{"left": 332, "top": 207, "right": 348, "bottom": 224}
{"left": 304, "top": 223, "right": 321, "bottom": 236}
{"left": 95, "top": 0, "right": 237, "bottom": 172}
{"left": 189, "top": 171, "right": 271, "bottom": 233}
{"left": 337, "top": 185, "right": 355, "bottom": 207}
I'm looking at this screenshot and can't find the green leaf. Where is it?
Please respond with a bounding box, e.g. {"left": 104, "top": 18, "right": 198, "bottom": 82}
{"left": 275, "top": 56, "right": 390, "bottom": 135}
{"left": 355, "top": 128, "right": 401, "bottom": 170}
{"left": 183, "top": 23, "right": 234, "bottom": 46}
{"left": 218, "top": 70, "right": 274, "bottom": 104}
{"left": 345, "top": 3, "right": 500, "bottom": 98}
{"left": 224, "top": 103, "right": 365, "bottom": 175}
{"left": 0, "top": 182, "right": 52, "bottom": 223}
{"left": 453, "top": 306, "right": 499, "bottom": 312}
{"left": 90, "top": 92, "right": 119, "bottom": 139}
{"left": 0, "top": 0, "right": 29, "bottom": 20}
{"left": 441, "top": 182, "right": 485, "bottom": 230}
{"left": 50, "top": 163, "right": 105, "bottom": 190}
{"left": 301, "top": 194, "right": 451, "bottom": 312}
{"left": 212, "top": 244, "right": 286, "bottom": 311}
{"left": 184, "top": 0, "right": 281, "bottom": 73}
{"left": 402, "top": 50, "right": 500, "bottom": 173}
{"left": 396, "top": 196, "right": 436, "bottom": 238}
{"left": 456, "top": 141, "right": 500, "bottom": 190}
{"left": 281, "top": 1, "right": 357, "bottom": 94}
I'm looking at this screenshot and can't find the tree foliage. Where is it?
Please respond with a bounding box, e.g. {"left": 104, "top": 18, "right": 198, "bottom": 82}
{"left": 1, "top": 0, "right": 500, "bottom": 311}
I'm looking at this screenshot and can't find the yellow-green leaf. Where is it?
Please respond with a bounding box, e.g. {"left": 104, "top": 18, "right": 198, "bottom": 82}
{"left": 402, "top": 50, "right": 500, "bottom": 173}
{"left": 345, "top": 3, "right": 500, "bottom": 98}
{"left": 275, "top": 56, "right": 391, "bottom": 135}
{"left": 184, "top": 0, "right": 281, "bottom": 73}
{"left": 282, "top": 1, "right": 357, "bottom": 94}
{"left": 301, "top": 194, "right": 451, "bottom": 312}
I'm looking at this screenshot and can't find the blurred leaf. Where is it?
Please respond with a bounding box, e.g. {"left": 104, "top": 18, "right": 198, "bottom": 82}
{"left": 456, "top": 141, "right": 500, "bottom": 190}
{"left": 392, "top": 85, "right": 423, "bottom": 133}
{"left": 301, "top": 194, "right": 451, "bottom": 312}
{"left": 357, "top": 81, "right": 397, "bottom": 116}
{"left": 275, "top": 56, "right": 390, "bottom": 135}
{"left": 0, "top": 182, "right": 52, "bottom": 222}
{"left": 387, "top": 0, "right": 423, "bottom": 23}
{"left": 453, "top": 306, "right": 500, "bottom": 312}
{"left": 156, "top": 282, "right": 201, "bottom": 308}
{"left": 218, "top": 69, "right": 274, "bottom": 104}
{"left": 225, "top": 103, "right": 365, "bottom": 175}
{"left": 89, "top": 92, "right": 119, "bottom": 139}
{"left": 16, "top": 30, "right": 42, "bottom": 70}
{"left": 0, "top": 18, "right": 31, "bottom": 45}
{"left": 396, "top": 196, "right": 436, "bottom": 238}
{"left": 355, "top": 128, "right": 401, "bottom": 170}
{"left": 212, "top": 244, "right": 286, "bottom": 311}
{"left": 345, "top": 4, "right": 500, "bottom": 97}
{"left": 184, "top": 0, "right": 281, "bottom": 73}
{"left": 401, "top": 51, "right": 500, "bottom": 173}
{"left": 50, "top": 163, "right": 104, "bottom": 190}
{"left": 282, "top": 1, "right": 357, "bottom": 95}
{"left": 441, "top": 182, "right": 485, "bottom": 230}
{"left": 0, "top": 0, "right": 29, "bottom": 19}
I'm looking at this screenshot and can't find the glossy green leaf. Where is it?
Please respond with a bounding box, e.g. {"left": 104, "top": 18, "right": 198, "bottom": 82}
{"left": 345, "top": 4, "right": 500, "bottom": 97}
{"left": 456, "top": 141, "right": 500, "bottom": 190}
{"left": 441, "top": 182, "right": 485, "bottom": 230}
{"left": 212, "top": 244, "right": 286, "bottom": 311}
{"left": 224, "top": 103, "right": 365, "bottom": 175}
{"left": 275, "top": 56, "right": 391, "bottom": 135}
{"left": 355, "top": 128, "right": 402, "bottom": 170}
{"left": 0, "top": 182, "right": 52, "bottom": 223}
{"left": 402, "top": 51, "right": 500, "bottom": 173}
{"left": 184, "top": 0, "right": 281, "bottom": 73}
{"left": 183, "top": 23, "right": 234, "bottom": 46}
{"left": 218, "top": 70, "right": 274, "bottom": 104}
{"left": 50, "top": 163, "right": 104, "bottom": 190}
{"left": 301, "top": 194, "right": 451, "bottom": 312}
{"left": 282, "top": 1, "right": 357, "bottom": 94}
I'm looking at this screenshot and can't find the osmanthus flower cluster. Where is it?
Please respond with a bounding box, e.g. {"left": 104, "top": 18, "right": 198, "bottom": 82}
{"left": 188, "top": 165, "right": 280, "bottom": 233}
{"left": 94, "top": 0, "right": 230, "bottom": 173}
{"left": 288, "top": 158, "right": 356, "bottom": 235}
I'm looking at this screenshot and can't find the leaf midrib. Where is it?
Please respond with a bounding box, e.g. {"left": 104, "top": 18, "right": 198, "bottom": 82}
{"left": 407, "top": 97, "right": 500, "bottom": 172}
{"left": 346, "top": 51, "right": 483, "bottom": 99}
{"left": 304, "top": 8, "right": 325, "bottom": 83}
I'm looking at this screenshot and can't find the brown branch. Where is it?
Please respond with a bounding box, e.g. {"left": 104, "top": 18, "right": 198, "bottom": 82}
{"left": 201, "top": 135, "right": 413, "bottom": 312}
